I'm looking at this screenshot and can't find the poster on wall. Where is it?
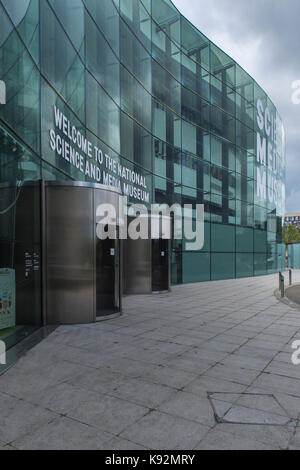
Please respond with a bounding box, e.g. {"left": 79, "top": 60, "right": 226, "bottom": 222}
{"left": 0, "top": 269, "right": 16, "bottom": 330}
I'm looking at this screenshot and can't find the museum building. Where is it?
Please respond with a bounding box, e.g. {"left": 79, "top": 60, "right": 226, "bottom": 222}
{"left": 0, "top": 0, "right": 286, "bottom": 352}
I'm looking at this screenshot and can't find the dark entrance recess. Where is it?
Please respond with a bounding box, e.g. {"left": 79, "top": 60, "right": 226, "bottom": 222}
{"left": 96, "top": 230, "right": 120, "bottom": 317}
{"left": 152, "top": 239, "right": 169, "bottom": 292}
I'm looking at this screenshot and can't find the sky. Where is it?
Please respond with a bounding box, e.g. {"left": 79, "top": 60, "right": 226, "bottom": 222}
{"left": 172, "top": 0, "right": 300, "bottom": 213}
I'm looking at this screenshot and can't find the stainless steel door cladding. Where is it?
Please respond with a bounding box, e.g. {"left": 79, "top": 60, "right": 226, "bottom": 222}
{"left": 122, "top": 216, "right": 170, "bottom": 295}
{"left": 45, "top": 182, "right": 121, "bottom": 324}
{"left": 123, "top": 238, "right": 152, "bottom": 294}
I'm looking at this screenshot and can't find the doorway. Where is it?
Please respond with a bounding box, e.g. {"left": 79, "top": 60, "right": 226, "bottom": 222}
{"left": 152, "top": 239, "right": 169, "bottom": 292}
{"left": 96, "top": 233, "right": 120, "bottom": 317}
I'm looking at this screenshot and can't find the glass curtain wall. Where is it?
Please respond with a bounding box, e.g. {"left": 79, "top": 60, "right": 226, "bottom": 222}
{"left": 0, "top": 0, "right": 286, "bottom": 344}
{"left": 0, "top": 1, "right": 42, "bottom": 350}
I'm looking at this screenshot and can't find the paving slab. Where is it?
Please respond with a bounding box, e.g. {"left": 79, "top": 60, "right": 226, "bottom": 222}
{"left": 0, "top": 392, "right": 56, "bottom": 444}
{"left": 100, "top": 437, "right": 148, "bottom": 450}
{"left": 206, "top": 423, "right": 294, "bottom": 449}
{"left": 1, "top": 271, "right": 300, "bottom": 449}
{"left": 288, "top": 428, "right": 300, "bottom": 450}
{"left": 67, "top": 393, "right": 149, "bottom": 435}
{"left": 11, "top": 416, "right": 113, "bottom": 450}
{"left": 184, "top": 375, "right": 248, "bottom": 397}
{"left": 196, "top": 427, "right": 278, "bottom": 450}
{"left": 120, "top": 411, "right": 210, "bottom": 450}
{"left": 108, "top": 377, "right": 175, "bottom": 408}
{"left": 251, "top": 373, "right": 300, "bottom": 396}
{"left": 158, "top": 390, "right": 216, "bottom": 427}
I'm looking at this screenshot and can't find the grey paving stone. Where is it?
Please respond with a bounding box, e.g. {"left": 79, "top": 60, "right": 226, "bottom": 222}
{"left": 204, "top": 364, "right": 259, "bottom": 386}
{"left": 179, "top": 348, "right": 227, "bottom": 363}
{"left": 275, "top": 351, "right": 297, "bottom": 364}
{"left": 246, "top": 340, "right": 289, "bottom": 353}
{"left": 108, "top": 377, "right": 175, "bottom": 408}
{"left": 120, "top": 411, "right": 209, "bottom": 450}
{"left": 216, "top": 335, "right": 248, "bottom": 347}
{"left": 100, "top": 437, "right": 148, "bottom": 450}
{"left": 140, "top": 340, "right": 190, "bottom": 356}
{"left": 67, "top": 393, "right": 149, "bottom": 435}
{"left": 0, "top": 392, "right": 56, "bottom": 444}
{"left": 158, "top": 391, "right": 216, "bottom": 427}
{"left": 201, "top": 340, "right": 238, "bottom": 354}
{"left": 166, "top": 356, "right": 213, "bottom": 375}
{"left": 237, "top": 345, "right": 276, "bottom": 361}
{"left": 220, "top": 354, "right": 271, "bottom": 371}
{"left": 1, "top": 271, "right": 300, "bottom": 450}
{"left": 96, "top": 357, "right": 150, "bottom": 377}
{"left": 52, "top": 345, "right": 124, "bottom": 369}
{"left": 252, "top": 373, "right": 300, "bottom": 396}
{"left": 265, "top": 362, "right": 300, "bottom": 380}
{"left": 171, "top": 335, "right": 208, "bottom": 348}
{"left": 120, "top": 347, "right": 177, "bottom": 366}
{"left": 288, "top": 428, "right": 300, "bottom": 449}
{"left": 184, "top": 375, "right": 247, "bottom": 396}
{"left": 12, "top": 416, "right": 113, "bottom": 450}
{"left": 26, "top": 382, "right": 97, "bottom": 414}
{"left": 133, "top": 363, "right": 198, "bottom": 390}
{"left": 213, "top": 423, "right": 293, "bottom": 449}
{"left": 246, "top": 386, "right": 300, "bottom": 420}
{"left": 196, "top": 428, "right": 277, "bottom": 450}
{"left": 66, "top": 366, "right": 124, "bottom": 395}
{"left": 0, "top": 361, "right": 90, "bottom": 399}
{"left": 0, "top": 444, "right": 18, "bottom": 450}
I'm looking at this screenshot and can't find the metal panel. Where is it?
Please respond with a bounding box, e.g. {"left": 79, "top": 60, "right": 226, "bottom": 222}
{"left": 122, "top": 215, "right": 171, "bottom": 295}
{"left": 46, "top": 186, "right": 94, "bottom": 324}
{"left": 94, "top": 188, "right": 121, "bottom": 316}
{"left": 123, "top": 238, "right": 152, "bottom": 295}
{"left": 45, "top": 183, "right": 122, "bottom": 324}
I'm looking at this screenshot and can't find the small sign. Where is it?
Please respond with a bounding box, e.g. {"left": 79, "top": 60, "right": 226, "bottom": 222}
{"left": 25, "top": 252, "right": 33, "bottom": 278}
{"left": 110, "top": 248, "right": 115, "bottom": 256}
{"left": 161, "top": 251, "right": 165, "bottom": 257}
{"left": 0, "top": 269, "right": 16, "bottom": 330}
{"left": 0, "top": 81, "right": 6, "bottom": 105}
{"left": 0, "top": 341, "right": 6, "bottom": 365}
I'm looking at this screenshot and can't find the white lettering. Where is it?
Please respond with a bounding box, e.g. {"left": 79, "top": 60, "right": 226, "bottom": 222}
{"left": 257, "top": 99, "right": 264, "bottom": 130}
{"left": 257, "top": 167, "right": 267, "bottom": 200}
{"left": 257, "top": 133, "right": 267, "bottom": 166}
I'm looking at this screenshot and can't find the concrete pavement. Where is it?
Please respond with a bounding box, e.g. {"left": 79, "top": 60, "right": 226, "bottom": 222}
{"left": 1, "top": 271, "right": 300, "bottom": 450}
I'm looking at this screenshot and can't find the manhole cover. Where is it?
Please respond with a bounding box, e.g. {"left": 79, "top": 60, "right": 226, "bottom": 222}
{"left": 208, "top": 392, "right": 294, "bottom": 426}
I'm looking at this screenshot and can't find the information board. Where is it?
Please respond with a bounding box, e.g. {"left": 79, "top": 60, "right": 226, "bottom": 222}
{"left": 0, "top": 269, "right": 16, "bottom": 330}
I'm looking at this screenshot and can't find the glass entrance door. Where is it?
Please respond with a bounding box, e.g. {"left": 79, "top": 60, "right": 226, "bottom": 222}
{"left": 96, "top": 233, "right": 120, "bottom": 317}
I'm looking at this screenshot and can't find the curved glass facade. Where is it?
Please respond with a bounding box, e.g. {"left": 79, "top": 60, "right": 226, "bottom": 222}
{"left": 0, "top": 0, "right": 286, "bottom": 318}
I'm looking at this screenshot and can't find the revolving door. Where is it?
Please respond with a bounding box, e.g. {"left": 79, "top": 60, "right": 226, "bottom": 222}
{"left": 45, "top": 182, "right": 121, "bottom": 324}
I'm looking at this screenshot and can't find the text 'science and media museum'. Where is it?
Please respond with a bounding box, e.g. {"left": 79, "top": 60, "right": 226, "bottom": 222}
{"left": 0, "top": 0, "right": 285, "bottom": 349}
